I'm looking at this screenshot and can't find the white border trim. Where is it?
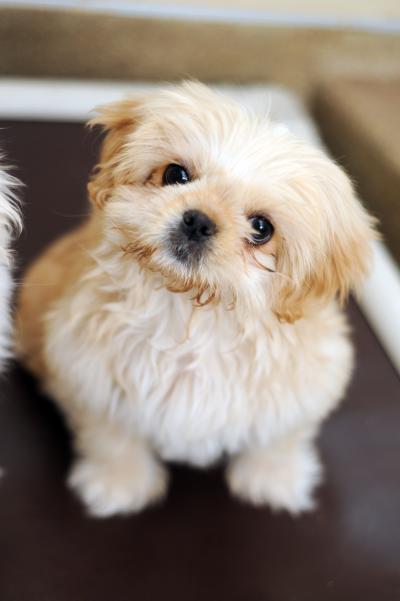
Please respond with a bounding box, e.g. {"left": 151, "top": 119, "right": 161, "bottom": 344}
{"left": 1, "top": 1, "right": 400, "bottom": 34}
{"left": 0, "top": 79, "right": 158, "bottom": 122}
{"left": 359, "top": 241, "right": 400, "bottom": 373}
{"left": 0, "top": 78, "right": 399, "bottom": 372}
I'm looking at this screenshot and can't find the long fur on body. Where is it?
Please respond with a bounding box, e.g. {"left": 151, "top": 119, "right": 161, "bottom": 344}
{"left": 15, "top": 83, "right": 376, "bottom": 517}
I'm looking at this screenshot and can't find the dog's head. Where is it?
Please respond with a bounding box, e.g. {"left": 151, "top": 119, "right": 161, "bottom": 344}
{"left": 88, "top": 82, "right": 376, "bottom": 321}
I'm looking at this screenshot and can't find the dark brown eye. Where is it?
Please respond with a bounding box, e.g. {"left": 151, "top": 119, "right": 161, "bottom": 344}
{"left": 162, "top": 164, "right": 190, "bottom": 186}
{"left": 249, "top": 215, "right": 274, "bottom": 245}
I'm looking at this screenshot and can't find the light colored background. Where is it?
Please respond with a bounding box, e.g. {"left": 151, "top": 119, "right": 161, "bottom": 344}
{"left": 4, "top": 0, "right": 400, "bottom": 27}
{"left": 81, "top": 0, "right": 400, "bottom": 19}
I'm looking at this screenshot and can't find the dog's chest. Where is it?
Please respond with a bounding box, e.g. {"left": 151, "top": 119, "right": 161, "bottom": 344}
{"left": 51, "top": 283, "right": 349, "bottom": 466}
{"left": 106, "top": 294, "right": 273, "bottom": 463}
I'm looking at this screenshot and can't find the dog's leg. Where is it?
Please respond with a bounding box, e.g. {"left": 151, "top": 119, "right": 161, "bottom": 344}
{"left": 226, "top": 426, "right": 322, "bottom": 514}
{"left": 68, "top": 418, "right": 169, "bottom": 517}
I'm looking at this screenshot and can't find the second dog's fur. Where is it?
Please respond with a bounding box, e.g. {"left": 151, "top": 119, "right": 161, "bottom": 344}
{"left": 0, "top": 165, "right": 21, "bottom": 370}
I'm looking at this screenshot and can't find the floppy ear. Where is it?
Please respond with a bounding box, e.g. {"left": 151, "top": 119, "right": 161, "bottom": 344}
{"left": 87, "top": 98, "right": 143, "bottom": 208}
{"left": 271, "top": 158, "right": 378, "bottom": 323}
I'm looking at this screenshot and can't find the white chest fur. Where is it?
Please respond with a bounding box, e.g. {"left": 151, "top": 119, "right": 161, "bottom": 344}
{"left": 45, "top": 265, "right": 353, "bottom": 467}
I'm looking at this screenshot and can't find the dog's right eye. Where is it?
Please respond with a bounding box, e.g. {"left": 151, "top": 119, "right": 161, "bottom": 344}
{"left": 249, "top": 215, "right": 275, "bottom": 245}
{"left": 162, "top": 164, "right": 191, "bottom": 186}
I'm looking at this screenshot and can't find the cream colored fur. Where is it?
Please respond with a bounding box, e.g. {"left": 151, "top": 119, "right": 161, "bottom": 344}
{"left": 15, "top": 83, "right": 375, "bottom": 517}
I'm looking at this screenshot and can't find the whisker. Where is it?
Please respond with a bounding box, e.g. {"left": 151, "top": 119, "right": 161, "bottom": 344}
{"left": 248, "top": 247, "right": 276, "bottom": 273}
{"left": 193, "top": 287, "right": 217, "bottom": 307}
{"left": 271, "top": 270, "right": 294, "bottom": 284}
{"left": 51, "top": 210, "right": 91, "bottom": 219}
{"left": 226, "top": 288, "right": 237, "bottom": 311}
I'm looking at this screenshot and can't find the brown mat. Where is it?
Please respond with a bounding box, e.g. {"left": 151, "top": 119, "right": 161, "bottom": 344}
{"left": 0, "top": 121, "right": 399, "bottom": 601}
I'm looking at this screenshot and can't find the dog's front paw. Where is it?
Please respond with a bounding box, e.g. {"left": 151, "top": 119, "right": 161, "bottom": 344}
{"left": 226, "top": 443, "right": 322, "bottom": 515}
{"left": 68, "top": 456, "right": 169, "bottom": 518}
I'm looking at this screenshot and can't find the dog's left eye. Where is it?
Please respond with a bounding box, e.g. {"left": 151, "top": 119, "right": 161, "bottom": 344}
{"left": 249, "top": 215, "right": 274, "bottom": 245}
{"left": 162, "top": 164, "right": 191, "bottom": 186}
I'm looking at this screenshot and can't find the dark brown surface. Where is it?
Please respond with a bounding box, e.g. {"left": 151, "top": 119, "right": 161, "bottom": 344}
{"left": 0, "top": 121, "right": 399, "bottom": 601}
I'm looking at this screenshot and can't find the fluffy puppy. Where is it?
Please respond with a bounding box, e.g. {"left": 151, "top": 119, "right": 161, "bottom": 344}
{"left": 15, "top": 83, "right": 375, "bottom": 517}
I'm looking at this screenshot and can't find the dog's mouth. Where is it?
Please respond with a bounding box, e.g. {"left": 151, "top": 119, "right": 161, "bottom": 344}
{"left": 167, "top": 227, "right": 211, "bottom": 267}
{"left": 166, "top": 210, "right": 217, "bottom": 267}
{"left": 120, "top": 228, "right": 216, "bottom": 302}
{"left": 118, "top": 213, "right": 255, "bottom": 309}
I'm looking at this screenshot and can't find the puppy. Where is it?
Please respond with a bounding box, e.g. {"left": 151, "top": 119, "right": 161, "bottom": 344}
{"left": 15, "top": 83, "right": 375, "bottom": 517}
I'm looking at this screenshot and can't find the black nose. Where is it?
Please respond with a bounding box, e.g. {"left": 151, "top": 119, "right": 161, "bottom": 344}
{"left": 181, "top": 210, "right": 217, "bottom": 242}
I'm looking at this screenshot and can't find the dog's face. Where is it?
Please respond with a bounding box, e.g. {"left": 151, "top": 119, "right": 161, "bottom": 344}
{"left": 88, "top": 82, "right": 375, "bottom": 321}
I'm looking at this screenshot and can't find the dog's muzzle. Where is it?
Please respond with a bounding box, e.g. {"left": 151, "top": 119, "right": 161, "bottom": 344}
{"left": 168, "top": 210, "right": 217, "bottom": 264}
